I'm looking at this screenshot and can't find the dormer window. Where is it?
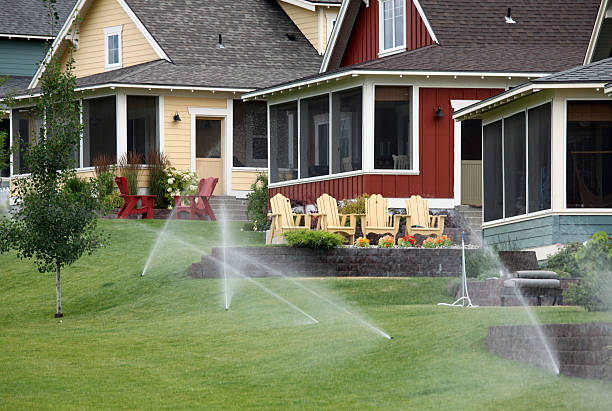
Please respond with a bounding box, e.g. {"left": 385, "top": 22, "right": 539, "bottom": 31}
{"left": 379, "top": 0, "right": 405, "bottom": 56}
{"left": 104, "top": 25, "right": 123, "bottom": 70}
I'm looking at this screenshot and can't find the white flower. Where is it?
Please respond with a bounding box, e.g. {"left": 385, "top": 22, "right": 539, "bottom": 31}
{"left": 174, "top": 190, "right": 180, "bottom": 196}
{"left": 167, "top": 187, "right": 172, "bottom": 192}
{"left": 167, "top": 177, "right": 175, "bottom": 184}
{"left": 189, "top": 185, "right": 196, "bottom": 191}
{"left": 167, "top": 205, "right": 172, "bottom": 210}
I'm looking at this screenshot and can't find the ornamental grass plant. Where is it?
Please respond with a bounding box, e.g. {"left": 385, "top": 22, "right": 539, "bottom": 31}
{"left": 118, "top": 151, "right": 143, "bottom": 195}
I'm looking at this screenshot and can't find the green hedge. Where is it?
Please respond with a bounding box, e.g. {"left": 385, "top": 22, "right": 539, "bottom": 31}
{"left": 282, "top": 230, "right": 345, "bottom": 250}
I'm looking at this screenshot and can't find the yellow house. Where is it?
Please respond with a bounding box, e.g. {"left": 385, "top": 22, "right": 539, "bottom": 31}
{"left": 277, "top": 0, "right": 341, "bottom": 55}
{"left": 8, "top": 0, "right": 322, "bottom": 197}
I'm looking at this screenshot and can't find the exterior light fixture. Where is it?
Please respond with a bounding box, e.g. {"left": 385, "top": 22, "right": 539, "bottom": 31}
{"left": 435, "top": 106, "right": 444, "bottom": 118}
{"left": 173, "top": 113, "right": 181, "bottom": 122}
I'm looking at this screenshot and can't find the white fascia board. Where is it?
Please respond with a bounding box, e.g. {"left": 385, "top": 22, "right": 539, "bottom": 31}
{"left": 242, "top": 69, "right": 551, "bottom": 99}
{"left": 453, "top": 82, "right": 608, "bottom": 120}
{"left": 115, "top": 0, "right": 171, "bottom": 63}
{"left": 0, "top": 33, "right": 54, "bottom": 40}
{"left": 320, "top": 0, "right": 352, "bottom": 73}
{"left": 28, "top": 0, "right": 87, "bottom": 89}
{"left": 28, "top": 0, "right": 172, "bottom": 90}
{"left": 584, "top": 0, "right": 608, "bottom": 64}
{"left": 412, "top": 0, "right": 438, "bottom": 44}
{"left": 12, "top": 83, "right": 255, "bottom": 101}
{"left": 280, "top": 0, "right": 315, "bottom": 11}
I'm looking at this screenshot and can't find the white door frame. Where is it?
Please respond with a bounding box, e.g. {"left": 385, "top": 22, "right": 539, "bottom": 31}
{"left": 451, "top": 99, "right": 480, "bottom": 207}
{"left": 188, "top": 102, "right": 233, "bottom": 195}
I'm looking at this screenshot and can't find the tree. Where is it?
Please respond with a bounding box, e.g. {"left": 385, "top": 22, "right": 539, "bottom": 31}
{"left": 0, "top": 0, "right": 102, "bottom": 318}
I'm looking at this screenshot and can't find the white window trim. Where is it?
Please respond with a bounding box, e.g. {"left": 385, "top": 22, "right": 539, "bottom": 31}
{"left": 451, "top": 99, "right": 481, "bottom": 207}
{"left": 378, "top": 0, "right": 407, "bottom": 57}
{"left": 104, "top": 25, "right": 123, "bottom": 71}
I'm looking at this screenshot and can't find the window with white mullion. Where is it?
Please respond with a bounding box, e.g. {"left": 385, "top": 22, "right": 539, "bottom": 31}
{"left": 381, "top": 0, "right": 405, "bottom": 52}
{"left": 104, "top": 25, "right": 123, "bottom": 70}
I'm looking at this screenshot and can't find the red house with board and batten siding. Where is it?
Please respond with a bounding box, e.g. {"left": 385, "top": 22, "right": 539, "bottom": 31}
{"left": 243, "top": 0, "right": 600, "bottom": 209}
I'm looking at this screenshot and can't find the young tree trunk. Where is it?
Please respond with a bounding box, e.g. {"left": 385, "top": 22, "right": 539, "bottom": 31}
{"left": 55, "top": 262, "right": 63, "bottom": 318}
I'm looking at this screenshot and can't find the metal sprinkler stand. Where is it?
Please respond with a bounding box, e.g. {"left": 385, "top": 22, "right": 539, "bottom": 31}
{"left": 438, "top": 231, "right": 478, "bottom": 308}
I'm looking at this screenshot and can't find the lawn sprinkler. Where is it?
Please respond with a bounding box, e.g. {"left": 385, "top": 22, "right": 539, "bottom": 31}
{"left": 437, "top": 231, "right": 478, "bottom": 308}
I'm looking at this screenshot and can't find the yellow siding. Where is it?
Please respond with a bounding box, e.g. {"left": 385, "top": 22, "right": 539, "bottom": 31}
{"left": 163, "top": 96, "right": 227, "bottom": 172}
{"left": 231, "top": 170, "right": 261, "bottom": 191}
{"left": 278, "top": 2, "right": 319, "bottom": 52}
{"left": 60, "top": 0, "right": 159, "bottom": 78}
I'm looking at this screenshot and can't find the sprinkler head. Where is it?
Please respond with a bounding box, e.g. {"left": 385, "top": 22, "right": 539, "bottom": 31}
{"left": 225, "top": 307, "right": 229, "bottom": 311}
{"left": 389, "top": 336, "right": 394, "bottom": 340}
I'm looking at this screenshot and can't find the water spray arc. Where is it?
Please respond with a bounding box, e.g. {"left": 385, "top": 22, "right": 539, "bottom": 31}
{"left": 141, "top": 209, "right": 177, "bottom": 277}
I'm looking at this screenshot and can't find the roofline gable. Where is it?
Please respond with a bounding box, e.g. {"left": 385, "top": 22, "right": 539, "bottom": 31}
{"left": 320, "top": 0, "right": 438, "bottom": 73}
{"left": 27, "top": 0, "right": 171, "bottom": 90}
{"left": 279, "top": 0, "right": 341, "bottom": 12}
{"left": 584, "top": 0, "right": 609, "bottom": 64}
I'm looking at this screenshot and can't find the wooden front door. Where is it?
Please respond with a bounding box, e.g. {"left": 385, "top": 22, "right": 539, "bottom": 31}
{"left": 195, "top": 117, "right": 223, "bottom": 195}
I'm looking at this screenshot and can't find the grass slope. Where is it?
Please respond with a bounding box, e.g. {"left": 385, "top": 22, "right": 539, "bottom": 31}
{"left": 0, "top": 219, "right": 611, "bottom": 410}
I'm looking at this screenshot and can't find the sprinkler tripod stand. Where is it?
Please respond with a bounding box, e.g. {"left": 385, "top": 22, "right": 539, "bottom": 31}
{"left": 438, "top": 231, "right": 478, "bottom": 308}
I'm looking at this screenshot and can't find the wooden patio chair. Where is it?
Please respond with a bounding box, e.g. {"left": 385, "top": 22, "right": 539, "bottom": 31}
{"left": 267, "top": 193, "right": 313, "bottom": 244}
{"left": 316, "top": 193, "right": 357, "bottom": 245}
{"left": 392, "top": 154, "right": 410, "bottom": 170}
{"left": 115, "top": 176, "right": 155, "bottom": 219}
{"left": 174, "top": 177, "right": 218, "bottom": 220}
{"left": 404, "top": 195, "right": 446, "bottom": 237}
{"left": 362, "top": 194, "right": 405, "bottom": 238}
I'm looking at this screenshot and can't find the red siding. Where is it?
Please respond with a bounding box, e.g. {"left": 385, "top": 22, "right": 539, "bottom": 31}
{"left": 270, "top": 88, "right": 504, "bottom": 205}
{"left": 341, "top": 1, "right": 434, "bottom": 67}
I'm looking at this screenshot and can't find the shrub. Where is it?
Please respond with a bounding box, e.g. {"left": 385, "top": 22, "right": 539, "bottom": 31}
{"left": 164, "top": 168, "right": 199, "bottom": 208}
{"left": 465, "top": 248, "right": 503, "bottom": 279}
{"left": 355, "top": 236, "right": 370, "bottom": 248}
{"left": 282, "top": 230, "right": 344, "bottom": 250}
{"left": 398, "top": 235, "right": 416, "bottom": 247}
{"left": 378, "top": 235, "right": 395, "bottom": 248}
{"left": 566, "top": 231, "right": 612, "bottom": 312}
{"left": 338, "top": 193, "right": 369, "bottom": 226}
{"left": 118, "top": 152, "right": 143, "bottom": 195}
{"left": 544, "top": 242, "right": 584, "bottom": 277}
{"left": 64, "top": 176, "right": 89, "bottom": 195}
{"left": 246, "top": 173, "right": 268, "bottom": 232}
{"left": 147, "top": 150, "right": 169, "bottom": 209}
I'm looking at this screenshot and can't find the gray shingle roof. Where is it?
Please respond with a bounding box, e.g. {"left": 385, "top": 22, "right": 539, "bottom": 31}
{"left": 0, "top": 75, "right": 31, "bottom": 97}
{"left": 121, "top": 0, "right": 322, "bottom": 89}
{"left": 533, "top": 56, "right": 612, "bottom": 83}
{"left": 0, "top": 0, "right": 76, "bottom": 37}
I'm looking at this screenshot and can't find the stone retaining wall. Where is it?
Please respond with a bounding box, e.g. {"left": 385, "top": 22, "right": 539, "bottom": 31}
{"left": 487, "top": 323, "right": 612, "bottom": 381}
{"left": 192, "top": 247, "right": 476, "bottom": 278}
{"left": 465, "top": 278, "right": 579, "bottom": 306}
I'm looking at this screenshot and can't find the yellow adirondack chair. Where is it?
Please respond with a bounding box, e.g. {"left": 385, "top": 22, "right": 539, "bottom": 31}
{"left": 362, "top": 194, "right": 405, "bottom": 238}
{"left": 267, "top": 193, "right": 313, "bottom": 244}
{"left": 316, "top": 193, "right": 357, "bottom": 245}
{"left": 405, "top": 195, "right": 446, "bottom": 237}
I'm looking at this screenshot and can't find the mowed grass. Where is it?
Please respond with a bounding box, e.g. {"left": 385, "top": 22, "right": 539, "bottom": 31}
{"left": 0, "top": 219, "right": 611, "bottom": 410}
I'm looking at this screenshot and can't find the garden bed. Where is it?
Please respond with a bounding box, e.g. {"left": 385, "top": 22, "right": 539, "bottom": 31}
{"left": 191, "top": 247, "right": 534, "bottom": 278}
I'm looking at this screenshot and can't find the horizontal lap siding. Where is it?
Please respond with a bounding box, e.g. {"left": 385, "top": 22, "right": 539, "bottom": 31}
{"left": 232, "top": 170, "right": 259, "bottom": 191}
{"left": 163, "top": 97, "right": 227, "bottom": 172}
{"left": 341, "top": 1, "right": 433, "bottom": 67}
{"left": 270, "top": 175, "right": 365, "bottom": 204}
{"left": 278, "top": 2, "right": 319, "bottom": 52}
{"left": 59, "top": 0, "right": 159, "bottom": 79}
{"left": 0, "top": 39, "right": 46, "bottom": 76}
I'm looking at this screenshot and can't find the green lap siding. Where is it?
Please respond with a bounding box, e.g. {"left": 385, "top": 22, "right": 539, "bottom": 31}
{"left": 0, "top": 38, "right": 46, "bottom": 76}
{"left": 483, "top": 214, "right": 612, "bottom": 250}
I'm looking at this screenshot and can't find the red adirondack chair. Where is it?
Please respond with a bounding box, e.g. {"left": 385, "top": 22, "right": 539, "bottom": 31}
{"left": 174, "top": 177, "right": 218, "bottom": 220}
{"left": 115, "top": 176, "right": 155, "bottom": 219}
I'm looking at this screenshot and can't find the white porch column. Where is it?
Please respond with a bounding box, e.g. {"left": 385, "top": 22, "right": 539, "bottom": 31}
{"left": 8, "top": 109, "right": 13, "bottom": 176}
{"left": 116, "top": 91, "right": 127, "bottom": 162}
{"left": 224, "top": 98, "right": 234, "bottom": 195}
{"left": 158, "top": 95, "right": 165, "bottom": 153}
{"left": 362, "top": 81, "right": 374, "bottom": 171}
{"left": 550, "top": 92, "right": 565, "bottom": 212}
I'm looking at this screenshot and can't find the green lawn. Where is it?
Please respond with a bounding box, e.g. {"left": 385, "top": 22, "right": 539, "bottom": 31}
{"left": 1, "top": 219, "right": 611, "bottom": 409}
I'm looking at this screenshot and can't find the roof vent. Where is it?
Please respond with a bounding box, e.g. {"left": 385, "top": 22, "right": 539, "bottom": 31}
{"left": 216, "top": 34, "right": 225, "bottom": 49}
{"left": 286, "top": 33, "right": 297, "bottom": 41}
{"left": 505, "top": 7, "right": 516, "bottom": 24}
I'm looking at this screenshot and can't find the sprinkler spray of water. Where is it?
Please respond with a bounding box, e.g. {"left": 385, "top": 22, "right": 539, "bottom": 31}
{"left": 438, "top": 231, "right": 477, "bottom": 308}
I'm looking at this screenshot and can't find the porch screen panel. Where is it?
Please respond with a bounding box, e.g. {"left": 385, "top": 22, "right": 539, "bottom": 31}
{"left": 269, "top": 101, "right": 298, "bottom": 183}
{"left": 300, "top": 94, "right": 329, "bottom": 178}
{"left": 331, "top": 87, "right": 362, "bottom": 174}
{"left": 528, "top": 103, "right": 551, "bottom": 212}
{"left": 504, "top": 112, "right": 526, "bottom": 217}
{"left": 11, "top": 107, "right": 41, "bottom": 175}
{"left": 1, "top": 119, "right": 9, "bottom": 177}
{"left": 483, "top": 120, "right": 503, "bottom": 222}
{"left": 82, "top": 96, "right": 117, "bottom": 167}
{"left": 233, "top": 100, "right": 268, "bottom": 168}
{"left": 566, "top": 101, "right": 612, "bottom": 208}
{"left": 127, "top": 96, "right": 158, "bottom": 161}
{"left": 374, "top": 86, "right": 411, "bottom": 170}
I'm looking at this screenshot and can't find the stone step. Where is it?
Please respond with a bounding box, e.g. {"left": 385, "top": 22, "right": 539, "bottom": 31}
{"left": 460, "top": 210, "right": 483, "bottom": 218}
{"left": 210, "top": 204, "right": 248, "bottom": 211}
